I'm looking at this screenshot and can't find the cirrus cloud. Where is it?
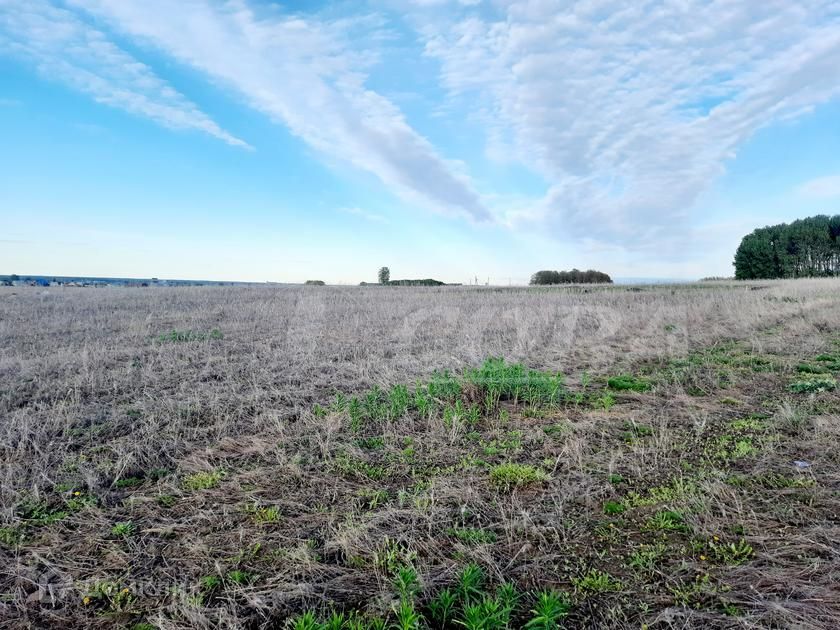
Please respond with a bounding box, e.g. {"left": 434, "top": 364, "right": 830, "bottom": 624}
{"left": 413, "top": 0, "right": 840, "bottom": 247}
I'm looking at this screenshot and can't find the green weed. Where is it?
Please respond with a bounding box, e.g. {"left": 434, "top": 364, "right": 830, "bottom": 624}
{"left": 572, "top": 569, "right": 622, "bottom": 594}
{"left": 111, "top": 521, "right": 135, "bottom": 537}
{"left": 607, "top": 375, "right": 651, "bottom": 392}
{"left": 489, "top": 463, "right": 549, "bottom": 491}
{"left": 524, "top": 590, "right": 570, "bottom": 629}
{"left": 450, "top": 527, "right": 498, "bottom": 545}
{"left": 789, "top": 376, "right": 837, "bottom": 393}
{"left": 157, "top": 329, "right": 222, "bottom": 343}
{"left": 183, "top": 469, "right": 224, "bottom": 490}
{"left": 646, "top": 510, "right": 690, "bottom": 533}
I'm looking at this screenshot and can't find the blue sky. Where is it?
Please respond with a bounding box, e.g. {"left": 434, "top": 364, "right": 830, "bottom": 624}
{"left": 2, "top": 0, "right": 840, "bottom": 284}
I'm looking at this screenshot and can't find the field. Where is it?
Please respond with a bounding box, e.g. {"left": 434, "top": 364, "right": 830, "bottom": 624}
{"left": 1, "top": 281, "right": 839, "bottom": 629}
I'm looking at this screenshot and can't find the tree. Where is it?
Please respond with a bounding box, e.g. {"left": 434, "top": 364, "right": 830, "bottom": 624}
{"left": 530, "top": 269, "right": 612, "bottom": 285}
{"left": 378, "top": 266, "right": 390, "bottom": 285}
{"left": 733, "top": 215, "right": 840, "bottom": 279}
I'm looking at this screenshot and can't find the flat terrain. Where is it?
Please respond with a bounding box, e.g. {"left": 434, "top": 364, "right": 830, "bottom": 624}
{"left": 1, "top": 281, "right": 839, "bottom": 629}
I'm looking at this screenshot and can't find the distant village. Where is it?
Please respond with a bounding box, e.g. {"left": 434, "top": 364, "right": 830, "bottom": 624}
{"left": 1, "top": 275, "right": 240, "bottom": 288}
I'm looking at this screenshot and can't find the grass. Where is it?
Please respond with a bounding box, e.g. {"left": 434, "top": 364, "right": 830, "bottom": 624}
{"left": 489, "top": 462, "right": 550, "bottom": 491}
{"left": 182, "top": 469, "right": 224, "bottom": 490}
{"left": 607, "top": 374, "right": 651, "bottom": 392}
{"left": 156, "top": 328, "right": 223, "bottom": 342}
{"left": 3, "top": 280, "right": 840, "bottom": 628}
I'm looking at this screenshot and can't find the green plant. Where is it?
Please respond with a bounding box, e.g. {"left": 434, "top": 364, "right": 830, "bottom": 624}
{"left": 572, "top": 568, "right": 622, "bottom": 594}
{"left": 17, "top": 498, "right": 69, "bottom": 525}
{"left": 709, "top": 538, "right": 754, "bottom": 565}
{"left": 288, "top": 611, "right": 320, "bottom": 630}
{"left": 524, "top": 590, "right": 571, "bottom": 629}
{"left": 85, "top": 581, "right": 136, "bottom": 612}
{"left": 456, "top": 563, "right": 485, "bottom": 605}
{"left": 450, "top": 527, "right": 497, "bottom": 545}
{"left": 227, "top": 569, "right": 255, "bottom": 585}
{"left": 115, "top": 476, "right": 143, "bottom": 489}
{"left": 393, "top": 565, "right": 420, "bottom": 600}
{"left": 333, "top": 452, "right": 387, "bottom": 480}
{"left": 183, "top": 469, "right": 224, "bottom": 490}
{"left": 157, "top": 494, "right": 176, "bottom": 508}
{"left": 646, "top": 510, "right": 690, "bottom": 533}
{"left": 489, "top": 462, "right": 549, "bottom": 491}
{"left": 427, "top": 587, "right": 457, "bottom": 625}
{"left": 246, "top": 503, "right": 281, "bottom": 524}
{"left": 607, "top": 375, "right": 651, "bottom": 392}
{"left": 729, "top": 417, "right": 766, "bottom": 431}
{"left": 356, "top": 488, "right": 389, "bottom": 510}
{"left": 467, "top": 357, "right": 564, "bottom": 408}
{"left": 458, "top": 596, "right": 508, "bottom": 630}
{"left": 111, "top": 521, "right": 135, "bottom": 537}
{"left": 157, "top": 329, "right": 222, "bottom": 343}
{"left": 392, "top": 598, "right": 420, "bottom": 630}
{"left": 389, "top": 384, "right": 410, "bottom": 420}
{"left": 789, "top": 376, "right": 836, "bottom": 393}
{"left": 594, "top": 392, "right": 615, "bottom": 411}
{"left": 603, "top": 500, "right": 625, "bottom": 515}
{"left": 626, "top": 543, "right": 667, "bottom": 572}
{"left": 0, "top": 526, "right": 22, "bottom": 546}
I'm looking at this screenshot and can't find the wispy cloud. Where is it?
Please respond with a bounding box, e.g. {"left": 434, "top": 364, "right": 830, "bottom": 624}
{"left": 798, "top": 174, "right": 840, "bottom": 199}
{"left": 69, "top": 0, "right": 489, "bottom": 222}
{"left": 0, "top": 0, "right": 248, "bottom": 148}
{"left": 341, "top": 207, "right": 389, "bottom": 224}
{"left": 413, "top": 0, "right": 840, "bottom": 248}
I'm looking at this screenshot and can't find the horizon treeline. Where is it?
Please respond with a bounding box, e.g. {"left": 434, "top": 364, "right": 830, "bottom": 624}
{"left": 530, "top": 269, "right": 613, "bottom": 285}
{"left": 734, "top": 214, "right": 840, "bottom": 279}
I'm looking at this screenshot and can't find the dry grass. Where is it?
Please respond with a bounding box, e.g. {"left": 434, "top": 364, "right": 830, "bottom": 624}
{"left": 0, "top": 280, "right": 839, "bottom": 628}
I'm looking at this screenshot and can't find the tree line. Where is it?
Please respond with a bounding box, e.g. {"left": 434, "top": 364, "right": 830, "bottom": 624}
{"left": 734, "top": 214, "right": 840, "bottom": 279}
{"left": 530, "top": 269, "right": 613, "bottom": 285}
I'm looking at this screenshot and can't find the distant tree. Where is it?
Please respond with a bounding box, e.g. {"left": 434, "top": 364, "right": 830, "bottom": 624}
{"left": 378, "top": 266, "right": 390, "bottom": 285}
{"left": 304, "top": 280, "right": 325, "bottom": 286}
{"left": 734, "top": 215, "right": 840, "bottom": 279}
{"left": 388, "top": 278, "right": 445, "bottom": 286}
{"left": 530, "top": 269, "right": 612, "bottom": 285}
{"left": 530, "top": 270, "right": 561, "bottom": 285}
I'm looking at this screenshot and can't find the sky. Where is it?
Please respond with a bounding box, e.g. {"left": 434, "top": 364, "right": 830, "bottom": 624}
{"left": 1, "top": 0, "right": 840, "bottom": 284}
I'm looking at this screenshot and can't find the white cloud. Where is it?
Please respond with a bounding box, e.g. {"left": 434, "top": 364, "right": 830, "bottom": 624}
{"left": 68, "top": 0, "right": 489, "bottom": 222}
{"left": 798, "top": 174, "right": 840, "bottom": 199}
{"left": 414, "top": 0, "right": 840, "bottom": 248}
{"left": 0, "top": 0, "right": 248, "bottom": 148}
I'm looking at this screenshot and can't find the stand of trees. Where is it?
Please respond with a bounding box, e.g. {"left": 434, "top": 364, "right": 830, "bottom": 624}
{"left": 530, "top": 269, "right": 613, "bottom": 285}
{"left": 734, "top": 215, "right": 840, "bottom": 279}
{"left": 360, "top": 278, "right": 446, "bottom": 286}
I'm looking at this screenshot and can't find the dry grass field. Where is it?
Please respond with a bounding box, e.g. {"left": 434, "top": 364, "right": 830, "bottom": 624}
{"left": 1, "top": 281, "right": 839, "bottom": 629}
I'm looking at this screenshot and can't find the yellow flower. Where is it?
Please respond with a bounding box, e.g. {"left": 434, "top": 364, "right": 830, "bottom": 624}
{"left": 83, "top": 596, "right": 91, "bottom": 605}
{"left": 121, "top": 588, "right": 129, "bottom": 594}
{"left": 700, "top": 555, "right": 707, "bottom": 561}
{"left": 73, "top": 491, "right": 81, "bottom": 496}
{"left": 713, "top": 535, "right": 720, "bottom": 541}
